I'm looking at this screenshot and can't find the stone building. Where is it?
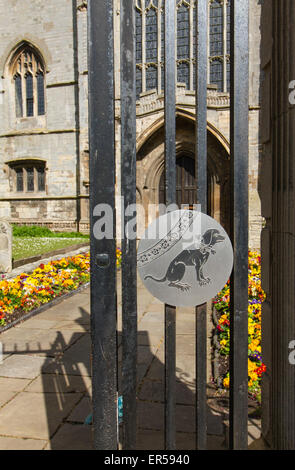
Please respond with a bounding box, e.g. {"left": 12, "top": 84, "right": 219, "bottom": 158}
{"left": 0, "top": 0, "right": 262, "bottom": 248}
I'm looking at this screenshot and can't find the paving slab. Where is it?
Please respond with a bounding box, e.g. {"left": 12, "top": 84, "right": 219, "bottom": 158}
{"left": 176, "top": 335, "right": 196, "bottom": 356}
{"left": 0, "top": 354, "right": 46, "bottom": 379}
{"left": 66, "top": 396, "right": 92, "bottom": 424}
{"left": 0, "top": 391, "right": 83, "bottom": 439}
{"left": 52, "top": 320, "right": 90, "bottom": 332}
{"left": 16, "top": 319, "right": 60, "bottom": 330}
{"left": 0, "top": 436, "right": 47, "bottom": 450}
{"left": 138, "top": 380, "right": 195, "bottom": 405}
{"left": 0, "top": 377, "right": 31, "bottom": 392}
{"left": 0, "top": 390, "right": 18, "bottom": 408}
{"left": 24, "top": 374, "right": 91, "bottom": 394}
{"left": 1, "top": 331, "right": 83, "bottom": 360}
{"left": 42, "top": 334, "right": 91, "bottom": 377}
{"left": 44, "top": 423, "right": 93, "bottom": 450}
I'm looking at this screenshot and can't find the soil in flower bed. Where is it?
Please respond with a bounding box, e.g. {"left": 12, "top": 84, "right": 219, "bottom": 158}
{"left": 207, "top": 383, "right": 261, "bottom": 420}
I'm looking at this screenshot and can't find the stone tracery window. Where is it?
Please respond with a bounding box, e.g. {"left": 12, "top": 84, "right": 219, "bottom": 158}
{"left": 135, "top": 0, "right": 231, "bottom": 98}
{"left": 11, "top": 45, "right": 46, "bottom": 118}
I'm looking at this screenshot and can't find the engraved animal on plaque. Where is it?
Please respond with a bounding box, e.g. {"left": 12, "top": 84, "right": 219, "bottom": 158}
{"left": 144, "top": 228, "right": 225, "bottom": 291}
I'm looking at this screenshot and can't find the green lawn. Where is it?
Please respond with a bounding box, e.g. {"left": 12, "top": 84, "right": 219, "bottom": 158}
{"left": 12, "top": 237, "right": 88, "bottom": 261}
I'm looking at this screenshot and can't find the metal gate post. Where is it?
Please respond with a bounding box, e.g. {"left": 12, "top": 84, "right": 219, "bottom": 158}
{"left": 88, "top": 0, "right": 118, "bottom": 450}
{"left": 120, "top": 0, "right": 138, "bottom": 450}
{"left": 164, "top": 0, "right": 177, "bottom": 451}
{"left": 229, "top": 0, "right": 249, "bottom": 450}
{"left": 195, "top": 0, "right": 208, "bottom": 451}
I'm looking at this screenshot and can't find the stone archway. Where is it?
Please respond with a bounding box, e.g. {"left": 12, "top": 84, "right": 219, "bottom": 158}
{"left": 136, "top": 115, "right": 230, "bottom": 233}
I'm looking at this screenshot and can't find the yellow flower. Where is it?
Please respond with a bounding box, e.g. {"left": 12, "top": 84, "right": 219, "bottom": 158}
{"left": 223, "top": 377, "right": 230, "bottom": 388}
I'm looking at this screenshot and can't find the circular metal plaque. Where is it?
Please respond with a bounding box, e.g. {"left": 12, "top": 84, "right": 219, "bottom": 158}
{"left": 137, "top": 210, "right": 233, "bottom": 307}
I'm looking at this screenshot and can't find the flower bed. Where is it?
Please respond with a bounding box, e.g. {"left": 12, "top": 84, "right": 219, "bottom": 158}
{"left": 213, "top": 251, "right": 266, "bottom": 402}
{"left": 0, "top": 248, "right": 123, "bottom": 328}
{"left": 0, "top": 253, "right": 90, "bottom": 327}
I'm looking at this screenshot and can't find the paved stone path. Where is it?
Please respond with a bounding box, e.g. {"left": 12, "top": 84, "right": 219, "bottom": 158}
{"left": 0, "top": 276, "right": 261, "bottom": 450}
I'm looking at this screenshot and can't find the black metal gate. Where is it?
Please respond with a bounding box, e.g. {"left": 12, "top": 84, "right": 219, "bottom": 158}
{"left": 88, "top": 0, "right": 249, "bottom": 450}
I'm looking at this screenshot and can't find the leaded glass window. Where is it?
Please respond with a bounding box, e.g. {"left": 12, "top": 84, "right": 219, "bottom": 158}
{"left": 210, "top": 59, "right": 223, "bottom": 91}
{"left": 210, "top": 0, "right": 223, "bottom": 56}
{"left": 226, "top": 60, "right": 230, "bottom": 92}
{"left": 146, "top": 65, "right": 157, "bottom": 91}
{"left": 11, "top": 44, "right": 46, "bottom": 117}
{"left": 209, "top": 0, "right": 231, "bottom": 92}
{"left": 37, "top": 73, "right": 45, "bottom": 116}
{"left": 136, "top": 66, "right": 143, "bottom": 99}
{"left": 134, "top": 0, "right": 231, "bottom": 97}
{"left": 136, "top": 9, "right": 142, "bottom": 63}
{"left": 146, "top": 7, "right": 158, "bottom": 62}
{"left": 177, "top": 61, "right": 189, "bottom": 88}
{"left": 10, "top": 162, "right": 46, "bottom": 193}
{"left": 16, "top": 168, "right": 23, "bottom": 192}
{"left": 26, "top": 74, "right": 34, "bottom": 117}
{"left": 26, "top": 167, "right": 34, "bottom": 191}
{"left": 177, "top": 4, "right": 190, "bottom": 59}
{"left": 14, "top": 74, "right": 23, "bottom": 118}
{"left": 37, "top": 166, "right": 45, "bottom": 192}
{"left": 227, "top": 0, "right": 231, "bottom": 54}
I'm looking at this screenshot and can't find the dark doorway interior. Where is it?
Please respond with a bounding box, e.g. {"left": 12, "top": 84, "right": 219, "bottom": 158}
{"left": 159, "top": 154, "right": 211, "bottom": 212}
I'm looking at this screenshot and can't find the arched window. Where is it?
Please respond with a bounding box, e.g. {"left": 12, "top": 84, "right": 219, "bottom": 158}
{"left": 135, "top": 0, "right": 231, "bottom": 98}
{"left": 11, "top": 45, "right": 46, "bottom": 118}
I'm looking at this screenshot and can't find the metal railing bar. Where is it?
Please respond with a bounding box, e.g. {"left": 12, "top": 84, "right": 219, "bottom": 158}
{"left": 88, "top": 0, "right": 118, "bottom": 450}
{"left": 164, "top": 0, "right": 177, "bottom": 451}
{"left": 229, "top": 0, "right": 249, "bottom": 451}
{"left": 195, "top": 0, "right": 208, "bottom": 451}
{"left": 120, "top": 0, "right": 138, "bottom": 451}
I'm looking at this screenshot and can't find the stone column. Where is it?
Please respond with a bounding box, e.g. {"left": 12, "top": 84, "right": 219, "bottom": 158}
{"left": 260, "top": 0, "right": 295, "bottom": 449}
